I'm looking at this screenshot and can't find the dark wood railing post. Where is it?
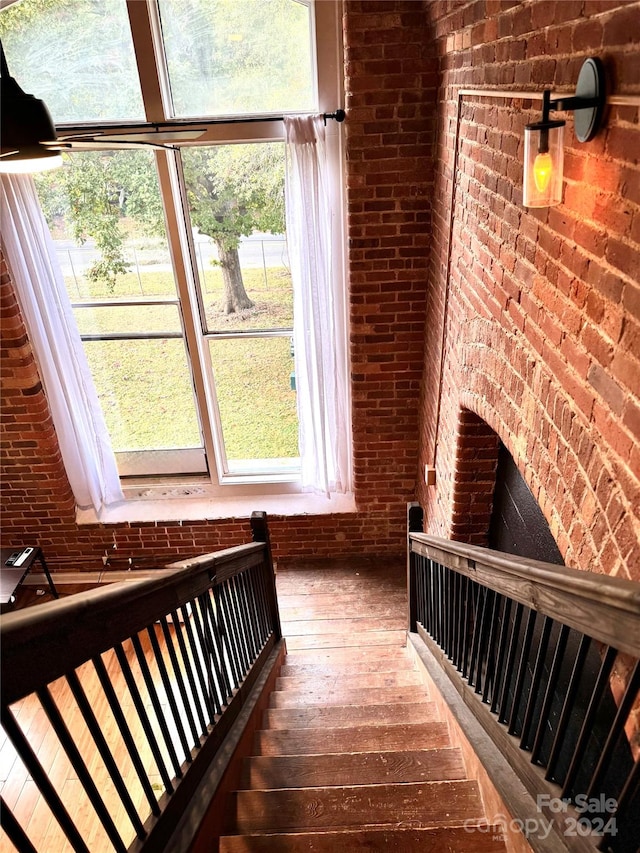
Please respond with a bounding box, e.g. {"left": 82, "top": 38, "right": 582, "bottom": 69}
{"left": 251, "top": 511, "right": 282, "bottom": 641}
{"left": 407, "top": 502, "right": 424, "bottom": 633}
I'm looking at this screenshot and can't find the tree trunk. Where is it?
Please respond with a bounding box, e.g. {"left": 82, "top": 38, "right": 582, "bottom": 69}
{"left": 216, "top": 242, "right": 254, "bottom": 314}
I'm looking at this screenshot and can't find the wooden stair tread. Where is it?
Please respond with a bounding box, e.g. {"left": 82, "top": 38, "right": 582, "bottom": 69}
{"left": 255, "top": 721, "right": 451, "bottom": 756}
{"left": 285, "top": 630, "right": 407, "bottom": 650}
{"left": 264, "top": 701, "right": 440, "bottom": 729}
{"left": 269, "top": 685, "right": 428, "bottom": 708}
{"left": 283, "top": 646, "right": 410, "bottom": 664}
{"left": 276, "top": 670, "right": 422, "bottom": 690}
{"left": 232, "top": 780, "right": 484, "bottom": 833}
{"left": 220, "top": 825, "right": 507, "bottom": 852}
{"left": 281, "top": 617, "right": 406, "bottom": 635}
{"left": 241, "top": 748, "right": 466, "bottom": 789}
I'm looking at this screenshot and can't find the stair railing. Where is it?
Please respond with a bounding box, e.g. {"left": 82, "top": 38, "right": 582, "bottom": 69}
{"left": 408, "top": 504, "right": 640, "bottom": 853}
{"left": 0, "top": 511, "right": 281, "bottom": 853}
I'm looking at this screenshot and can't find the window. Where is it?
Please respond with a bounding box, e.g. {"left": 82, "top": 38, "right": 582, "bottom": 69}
{"left": 0, "top": 0, "right": 347, "bottom": 496}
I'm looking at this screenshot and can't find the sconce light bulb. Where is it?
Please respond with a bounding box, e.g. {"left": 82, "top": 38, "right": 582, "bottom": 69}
{"left": 533, "top": 151, "right": 553, "bottom": 193}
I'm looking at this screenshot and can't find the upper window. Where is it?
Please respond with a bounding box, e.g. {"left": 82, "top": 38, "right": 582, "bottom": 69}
{"left": 157, "top": 0, "right": 315, "bottom": 118}
{"left": 0, "top": 0, "right": 145, "bottom": 123}
{"left": 0, "top": 0, "right": 345, "bottom": 494}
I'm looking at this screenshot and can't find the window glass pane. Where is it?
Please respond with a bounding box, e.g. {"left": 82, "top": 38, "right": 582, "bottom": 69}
{"left": 35, "top": 151, "right": 177, "bottom": 303}
{"left": 182, "top": 143, "right": 292, "bottom": 332}
{"left": 0, "top": 0, "right": 145, "bottom": 124}
{"left": 84, "top": 339, "right": 202, "bottom": 452}
{"left": 73, "top": 304, "right": 182, "bottom": 337}
{"left": 158, "top": 0, "right": 315, "bottom": 118}
{"left": 209, "top": 336, "right": 299, "bottom": 473}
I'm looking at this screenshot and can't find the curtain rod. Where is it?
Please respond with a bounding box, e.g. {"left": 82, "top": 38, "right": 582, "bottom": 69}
{"left": 56, "top": 110, "right": 346, "bottom": 136}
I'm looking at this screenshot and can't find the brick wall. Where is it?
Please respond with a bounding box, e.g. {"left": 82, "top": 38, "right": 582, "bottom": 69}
{"left": 417, "top": 0, "right": 640, "bottom": 581}
{"left": 0, "top": 1, "right": 436, "bottom": 570}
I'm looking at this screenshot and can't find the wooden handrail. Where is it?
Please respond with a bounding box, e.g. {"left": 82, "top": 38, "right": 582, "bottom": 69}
{"left": 409, "top": 533, "right": 640, "bottom": 657}
{"left": 1, "top": 541, "right": 266, "bottom": 707}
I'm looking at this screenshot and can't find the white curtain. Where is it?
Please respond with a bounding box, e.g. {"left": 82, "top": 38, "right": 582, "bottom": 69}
{"left": 1, "top": 174, "right": 124, "bottom": 512}
{"left": 284, "top": 115, "right": 350, "bottom": 496}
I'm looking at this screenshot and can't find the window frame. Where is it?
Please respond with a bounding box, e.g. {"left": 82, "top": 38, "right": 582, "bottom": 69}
{"left": 44, "top": 0, "right": 347, "bottom": 496}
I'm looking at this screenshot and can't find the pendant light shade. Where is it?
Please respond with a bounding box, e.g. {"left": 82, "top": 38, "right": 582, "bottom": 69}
{"left": 0, "top": 41, "right": 62, "bottom": 174}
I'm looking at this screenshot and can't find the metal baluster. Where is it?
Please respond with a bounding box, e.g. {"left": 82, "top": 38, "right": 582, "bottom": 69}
{"left": 92, "top": 654, "right": 160, "bottom": 815}
{"left": 520, "top": 616, "right": 554, "bottom": 749}
{"left": 454, "top": 575, "right": 467, "bottom": 670}
{"left": 482, "top": 591, "right": 502, "bottom": 704}
{"left": 561, "top": 645, "right": 618, "bottom": 797}
{"left": 596, "top": 756, "right": 639, "bottom": 852}
{"left": 491, "top": 597, "right": 512, "bottom": 715}
{"left": 196, "top": 593, "right": 230, "bottom": 707}
{"left": 37, "top": 685, "right": 128, "bottom": 853}
{"left": 131, "top": 633, "right": 183, "bottom": 779}
{"left": 498, "top": 602, "right": 524, "bottom": 724}
{"left": 180, "top": 601, "right": 219, "bottom": 721}
{"left": 1, "top": 707, "right": 90, "bottom": 853}
{"left": 585, "top": 659, "right": 640, "bottom": 799}
{"left": 201, "top": 591, "right": 233, "bottom": 701}
{"left": 0, "top": 795, "right": 38, "bottom": 853}
{"left": 461, "top": 580, "right": 477, "bottom": 680}
{"left": 214, "top": 585, "right": 242, "bottom": 690}
{"left": 169, "top": 610, "right": 209, "bottom": 734}
{"left": 507, "top": 608, "right": 537, "bottom": 735}
{"left": 474, "top": 588, "right": 496, "bottom": 696}
{"left": 158, "top": 616, "right": 201, "bottom": 747}
{"left": 114, "top": 642, "right": 174, "bottom": 792}
{"left": 220, "top": 580, "right": 250, "bottom": 677}
{"left": 467, "top": 585, "right": 486, "bottom": 685}
{"left": 531, "top": 624, "right": 570, "bottom": 765}
{"left": 546, "top": 633, "right": 591, "bottom": 782}
{"left": 66, "top": 669, "right": 147, "bottom": 840}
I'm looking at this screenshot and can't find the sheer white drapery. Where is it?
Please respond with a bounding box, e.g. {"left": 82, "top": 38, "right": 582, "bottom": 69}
{"left": 1, "top": 174, "right": 124, "bottom": 512}
{"left": 284, "top": 115, "right": 350, "bottom": 496}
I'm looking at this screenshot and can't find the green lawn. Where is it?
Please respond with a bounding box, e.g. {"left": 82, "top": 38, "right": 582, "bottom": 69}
{"left": 75, "top": 268, "right": 299, "bottom": 462}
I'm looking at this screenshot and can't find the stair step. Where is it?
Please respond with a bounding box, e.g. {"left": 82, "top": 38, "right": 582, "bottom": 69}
{"left": 285, "top": 630, "right": 407, "bottom": 650}
{"left": 279, "top": 658, "right": 414, "bottom": 678}
{"left": 241, "top": 747, "right": 466, "bottom": 789}
{"left": 269, "top": 684, "right": 427, "bottom": 708}
{"left": 281, "top": 616, "right": 406, "bottom": 636}
{"left": 276, "top": 670, "right": 422, "bottom": 690}
{"left": 283, "top": 646, "right": 411, "bottom": 666}
{"left": 220, "top": 825, "right": 507, "bottom": 852}
{"left": 264, "top": 701, "right": 439, "bottom": 730}
{"left": 232, "top": 780, "right": 483, "bottom": 833}
{"left": 255, "top": 721, "right": 451, "bottom": 756}
{"left": 279, "top": 597, "right": 406, "bottom": 621}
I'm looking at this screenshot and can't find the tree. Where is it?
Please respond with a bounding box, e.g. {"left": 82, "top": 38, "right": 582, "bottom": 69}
{"left": 182, "top": 143, "right": 285, "bottom": 314}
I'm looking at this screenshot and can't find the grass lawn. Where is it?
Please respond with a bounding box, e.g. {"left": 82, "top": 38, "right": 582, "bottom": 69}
{"left": 75, "top": 267, "right": 299, "bottom": 462}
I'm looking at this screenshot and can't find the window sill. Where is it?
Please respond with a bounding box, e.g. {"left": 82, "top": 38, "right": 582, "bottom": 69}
{"left": 76, "top": 490, "right": 357, "bottom": 526}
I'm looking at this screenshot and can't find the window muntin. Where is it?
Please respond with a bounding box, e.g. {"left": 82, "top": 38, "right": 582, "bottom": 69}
{"left": 156, "top": 0, "right": 315, "bottom": 119}
{"left": 0, "top": 0, "right": 145, "bottom": 124}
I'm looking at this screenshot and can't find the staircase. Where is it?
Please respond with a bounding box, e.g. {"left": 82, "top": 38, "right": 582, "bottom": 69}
{"left": 219, "top": 558, "right": 509, "bottom": 852}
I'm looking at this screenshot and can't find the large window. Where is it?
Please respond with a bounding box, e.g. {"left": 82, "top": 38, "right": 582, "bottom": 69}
{"left": 0, "top": 0, "right": 346, "bottom": 494}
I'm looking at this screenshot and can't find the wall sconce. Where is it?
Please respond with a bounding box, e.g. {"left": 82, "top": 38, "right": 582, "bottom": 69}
{"left": 523, "top": 57, "right": 606, "bottom": 208}
{"left": 0, "top": 40, "right": 62, "bottom": 174}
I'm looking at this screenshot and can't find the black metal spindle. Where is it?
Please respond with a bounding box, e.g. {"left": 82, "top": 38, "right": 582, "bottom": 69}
{"left": 242, "top": 569, "right": 262, "bottom": 658}
{"left": 481, "top": 591, "right": 501, "bottom": 704}
{"left": 220, "top": 579, "right": 249, "bottom": 677}
{"left": 37, "top": 685, "right": 128, "bottom": 853}
{"left": 498, "top": 602, "right": 524, "bottom": 724}
{"left": 180, "top": 601, "right": 219, "bottom": 720}
{"left": 545, "top": 633, "right": 592, "bottom": 782}
{"left": 114, "top": 642, "right": 174, "bottom": 792}
{"left": 92, "top": 654, "right": 160, "bottom": 816}
{"left": 491, "top": 597, "right": 512, "bottom": 714}
{"left": 561, "top": 645, "right": 618, "bottom": 797}
{"left": 596, "top": 756, "right": 639, "bottom": 851}
{"left": 65, "top": 669, "right": 147, "bottom": 840}
{"left": 531, "top": 624, "right": 570, "bottom": 765}
{"left": 0, "top": 795, "right": 38, "bottom": 853}
{"left": 461, "top": 580, "right": 477, "bottom": 679}
{"left": 146, "top": 622, "right": 193, "bottom": 762}
{"left": 158, "top": 616, "right": 201, "bottom": 746}
{"left": 1, "top": 707, "right": 90, "bottom": 853}
{"left": 454, "top": 574, "right": 467, "bottom": 670}
{"left": 214, "top": 585, "right": 242, "bottom": 689}
{"left": 233, "top": 572, "right": 257, "bottom": 662}
{"left": 200, "top": 592, "right": 233, "bottom": 701}
{"left": 585, "top": 659, "right": 640, "bottom": 799}
{"left": 466, "top": 584, "right": 485, "bottom": 683}
{"left": 520, "top": 616, "right": 554, "bottom": 749}
{"left": 131, "top": 633, "right": 183, "bottom": 779}
{"left": 473, "top": 588, "right": 495, "bottom": 695}
{"left": 508, "top": 608, "right": 537, "bottom": 736}
{"left": 190, "top": 595, "right": 224, "bottom": 714}
{"left": 169, "top": 611, "right": 209, "bottom": 733}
